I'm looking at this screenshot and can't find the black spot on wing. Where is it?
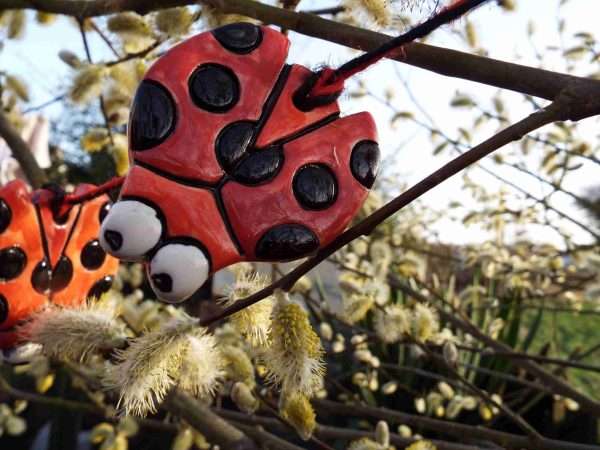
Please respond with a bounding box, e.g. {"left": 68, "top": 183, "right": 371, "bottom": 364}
{"left": 293, "top": 164, "right": 337, "bottom": 210}
{"left": 0, "top": 199, "right": 11, "bottom": 234}
{"left": 50, "top": 256, "right": 73, "bottom": 292}
{"left": 31, "top": 259, "right": 52, "bottom": 294}
{"left": 255, "top": 224, "right": 319, "bottom": 261}
{"left": 350, "top": 140, "right": 380, "bottom": 189}
{"left": 216, "top": 121, "right": 255, "bottom": 173}
{"left": 99, "top": 201, "right": 111, "bottom": 224}
{"left": 81, "top": 240, "right": 106, "bottom": 270}
{"left": 130, "top": 80, "right": 176, "bottom": 151}
{"left": 0, "top": 247, "right": 27, "bottom": 281}
{"left": 88, "top": 276, "right": 114, "bottom": 300}
{"left": 212, "top": 23, "right": 262, "bottom": 54}
{"left": 0, "top": 294, "right": 8, "bottom": 325}
{"left": 189, "top": 64, "right": 240, "bottom": 113}
{"left": 233, "top": 147, "right": 283, "bottom": 185}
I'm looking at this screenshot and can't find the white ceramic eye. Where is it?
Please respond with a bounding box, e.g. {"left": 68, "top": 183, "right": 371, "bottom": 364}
{"left": 99, "top": 200, "right": 162, "bottom": 262}
{"left": 147, "top": 243, "right": 209, "bottom": 303}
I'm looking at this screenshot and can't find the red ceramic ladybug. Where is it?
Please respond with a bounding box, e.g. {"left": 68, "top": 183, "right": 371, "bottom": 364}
{"left": 0, "top": 179, "right": 119, "bottom": 348}
{"left": 99, "top": 23, "right": 380, "bottom": 303}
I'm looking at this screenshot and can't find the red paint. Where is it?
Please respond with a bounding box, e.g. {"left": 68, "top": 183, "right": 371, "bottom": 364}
{"left": 255, "top": 65, "right": 339, "bottom": 148}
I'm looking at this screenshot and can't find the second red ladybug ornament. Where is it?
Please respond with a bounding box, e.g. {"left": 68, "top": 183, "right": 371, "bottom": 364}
{"left": 0, "top": 180, "right": 118, "bottom": 348}
{"left": 100, "top": 23, "right": 380, "bottom": 303}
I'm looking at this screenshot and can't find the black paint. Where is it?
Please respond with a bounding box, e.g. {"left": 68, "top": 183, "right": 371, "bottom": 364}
{"left": 350, "top": 140, "right": 380, "bottom": 188}
{"left": 293, "top": 164, "right": 337, "bottom": 210}
{"left": 103, "top": 229, "right": 123, "bottom": 252}
{"left": 255, "top": 224, "right": 319, "bottom": 261}
{"left": 0, "top": 294, "right": 7, "bottom": 325}
{"left": 0, "top": 199, "right": 11, "bottom": 234}
{"left": 189, "top": 64, "right": 240, "bottom": 113}
{"left": 99, "top": 202, "right": 111, "bottom": 224}
{"left": 51, "top": 256, "right": 73, "bottom": 292}
{"left": 31, "top": 259, "right": 52, "bottom": 294}
{"left": 88, "top": 276, "right": 114, "bottom": 299}
{"left": 216, "top": 121, "right": 255, "bottom": 173}
{"left": 130, "top": 80, "right": 176, "bottom": 151}
{"left": 212, "top": 23, "right": 262, "bottom": 54}
{"left": 81, "top": 240, "right": 106, "bottom": 270}
{"left": 233, "top": 147, "right": 283, "bottom": 185}
{"left": 151, "top": 273, "right": 173, "bottom": 293}
{"left": 0, "top": 247, "right": 27, "bottom": 281}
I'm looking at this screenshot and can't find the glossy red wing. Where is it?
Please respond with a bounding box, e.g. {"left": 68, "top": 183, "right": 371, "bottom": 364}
{"left": 131, "top": 25, "right": 290, "bottom": 183}
{"left": 222, "top": 112, "right": 378, "bottom": 260}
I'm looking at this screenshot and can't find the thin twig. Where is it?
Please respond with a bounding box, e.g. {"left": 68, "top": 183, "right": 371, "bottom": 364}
{"left": 0, "top": 110, "right": 48, "bottom": 188}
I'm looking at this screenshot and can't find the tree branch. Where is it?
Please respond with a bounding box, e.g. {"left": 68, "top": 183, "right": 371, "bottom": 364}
{"left": 4, "top": 0, "right": 600, "bottom": 114}
{"left": 314, "top": 399, "right": 600, "bottom": 450}
{"left": 163, "top": 390, "right": 258, "bottom": 450}
{"left": 0, "top": 110, "right": 48, "bottom": 188}
{"left": 218, "top": 408, "right": 483, "bottom": 450}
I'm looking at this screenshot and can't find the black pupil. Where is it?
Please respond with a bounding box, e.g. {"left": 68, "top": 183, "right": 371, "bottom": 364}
{"left": 152, "top": 273, "right": 173, "bottom": 293}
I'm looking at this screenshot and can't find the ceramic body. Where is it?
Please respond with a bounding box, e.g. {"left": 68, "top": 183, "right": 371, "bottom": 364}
{"left": 0, "top": 179, "right": 118, "bottom": 348}
{"left": 100, "top": 23, "right": 380, "bottom": 303}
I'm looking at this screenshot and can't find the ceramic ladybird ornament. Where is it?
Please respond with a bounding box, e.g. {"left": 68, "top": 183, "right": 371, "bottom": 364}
{"left": 99, "top": 23, "right": 380, "bottom": 303}
{"left": 0, "top": 179, "right": 119, "bottom": 348}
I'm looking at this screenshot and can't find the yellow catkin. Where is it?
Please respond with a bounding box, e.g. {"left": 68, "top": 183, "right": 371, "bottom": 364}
{"left": 280, "top": 393, "right": 316, "bottom": 441}
{"left": 155, "top": 8, "right": 194, "bottom": 36}
{"left": 107, "top": 13, "right": 152, "bottom": 37}
{"left": 70, "top": 65, "right": 107, "bottom": 105}
{"left": 35, "top": 12, "right": 57, "bottom": 25}
{"left": 5, "top": 75, "right": 29, "bottom": 102}
{"left": 81, "top": 128, "right": 110, "bottom": 153}
{"left": 8, "top": 10, "right": 26, "bottom": 39}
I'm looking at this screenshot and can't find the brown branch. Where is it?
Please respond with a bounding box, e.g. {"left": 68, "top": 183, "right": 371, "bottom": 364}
{"left": 201, "top": 103, "right": 559, "bottom": 327}
{"left": 0, "top": 110, "right": 48, "bottom": 188}
{"left": 314, "top": 399, "right": 600, "bottom": 450}
{"left": 4, "top": 0, "right": 600, "bottom": 115}
{"left": 164, "top": 390, "right": 258, "bottom": 450}
{"left": 218, "top": 408, "right": 483, "bottom": 450}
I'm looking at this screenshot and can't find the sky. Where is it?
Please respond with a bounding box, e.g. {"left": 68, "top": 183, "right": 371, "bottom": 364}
{"left": 1, "top": 0, "right": 598, "bottom": 248}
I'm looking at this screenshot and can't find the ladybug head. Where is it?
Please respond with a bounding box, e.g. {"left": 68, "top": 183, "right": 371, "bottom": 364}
{"left": 98, "top": 189, "right": 217, "bottom": 304}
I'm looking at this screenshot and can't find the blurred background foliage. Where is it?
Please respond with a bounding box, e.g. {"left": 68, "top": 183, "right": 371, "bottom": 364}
{"left": 0, "top": 0, "right": 599, "bottom": 449}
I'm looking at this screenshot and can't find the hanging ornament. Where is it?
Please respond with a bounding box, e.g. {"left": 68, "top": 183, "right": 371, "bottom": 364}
{"left": 99, "top": 23, "right": 380, "bottom": 303}
{"left": 0, "top": 179, "right": 118, "bottom": 348}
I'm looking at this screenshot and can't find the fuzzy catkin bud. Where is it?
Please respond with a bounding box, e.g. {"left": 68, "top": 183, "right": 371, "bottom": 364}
{"left": 231, "top": 382, "right": 259, "bottom": 414}
{"left": 375, "top": 420, "right": 389, "bottom": 447}
{"left": 155, "top": 8, "right": 193, "bottom": 36}
{"left": 280, "top": 393, "right": 316, "bottom": 441}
